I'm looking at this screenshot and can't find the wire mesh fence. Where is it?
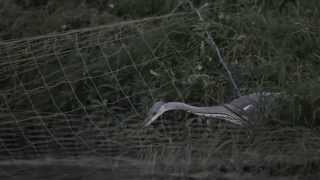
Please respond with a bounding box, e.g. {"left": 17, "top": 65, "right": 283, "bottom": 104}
{"left": 0, "top": 8, "right": 320, "bottom": 166}
{"left": 0, "top": 12, "right": 203, "bottom": 159}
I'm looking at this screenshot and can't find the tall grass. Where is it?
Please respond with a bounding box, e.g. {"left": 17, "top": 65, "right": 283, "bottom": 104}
{"left": 0, "top": 1, "right": 319, "bottom": 177}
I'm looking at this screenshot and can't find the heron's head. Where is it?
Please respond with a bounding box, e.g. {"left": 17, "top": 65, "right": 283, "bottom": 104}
{"left": 143, "top": 101, "right": 168, "bottom": 127}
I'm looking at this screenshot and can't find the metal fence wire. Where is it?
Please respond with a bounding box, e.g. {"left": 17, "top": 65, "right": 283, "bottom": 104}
{"left": 0, "top": 11, "right": 320, "bottom": 162}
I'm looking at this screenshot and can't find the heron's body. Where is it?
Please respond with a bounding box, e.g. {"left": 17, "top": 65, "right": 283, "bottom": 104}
{"left": 143, "top": 92, "right": 279, "bottom": 127}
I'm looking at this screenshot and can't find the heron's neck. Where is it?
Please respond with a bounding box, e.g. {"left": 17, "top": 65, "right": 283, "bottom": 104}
{"left": 165, "top": 102, "right": 225, "bottom": 114}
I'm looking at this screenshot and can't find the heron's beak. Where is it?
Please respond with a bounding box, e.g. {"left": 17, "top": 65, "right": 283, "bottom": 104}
{"left": 143, "top": 112, "right": 163, "bottom": 127}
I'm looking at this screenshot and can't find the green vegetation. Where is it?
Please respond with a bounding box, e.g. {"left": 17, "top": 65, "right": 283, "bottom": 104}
{"left": 0, "top": 0, "right": 320, "bottom": 178}
{"left": 2, "top": 0, "right": 319, "bottom": 125}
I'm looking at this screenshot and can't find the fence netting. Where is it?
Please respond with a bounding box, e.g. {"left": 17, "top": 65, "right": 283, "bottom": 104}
{"left": 0, "top": 11, "right": 319, "bottom": 163}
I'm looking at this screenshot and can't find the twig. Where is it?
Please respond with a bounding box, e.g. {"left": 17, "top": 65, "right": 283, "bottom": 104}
{"left": 187, "top": 1, "right": 241, "bottom": 97}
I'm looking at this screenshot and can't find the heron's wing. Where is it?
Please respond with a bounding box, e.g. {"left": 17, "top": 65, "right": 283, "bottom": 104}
{"left": 188, "top": 105, "right": 245, "bottom": 126}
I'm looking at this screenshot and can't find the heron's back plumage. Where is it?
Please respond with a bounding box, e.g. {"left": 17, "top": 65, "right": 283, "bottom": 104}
{"left": 224, "top": 92, "right": 279, "bottom": 125}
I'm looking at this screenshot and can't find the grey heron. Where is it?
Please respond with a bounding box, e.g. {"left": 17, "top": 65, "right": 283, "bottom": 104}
{"left": 143, "top": 92, "right": 280, "bottom": 127}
